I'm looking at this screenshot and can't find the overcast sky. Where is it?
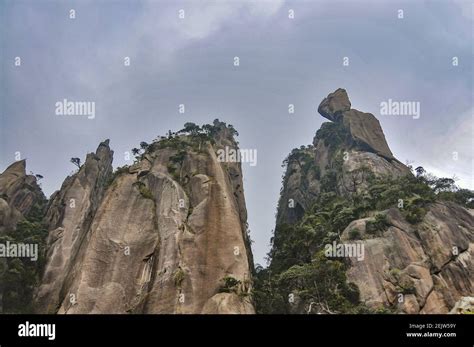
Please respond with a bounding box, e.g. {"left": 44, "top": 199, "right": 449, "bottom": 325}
{"left": 1, "top": 0, "right": 472, "bottom": 266}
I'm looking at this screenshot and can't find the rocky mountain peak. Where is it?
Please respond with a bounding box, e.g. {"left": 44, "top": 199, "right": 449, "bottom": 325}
{"left": 277, "top": 88, "right": 409, "bottom": 225}
{"left": 317, "top": 88, "right": 394, "bottom": 160}
{"left": 262, "top": 89, "right": 474, "bottom": 315}
{"left": 35, "top": 140, "right": 114, "bottom": 313}
{"left": 0, "top": 159, "right": 27, "bottom": 178}
{"left": 35, "top": 123, "right": 254, "bottom": 314}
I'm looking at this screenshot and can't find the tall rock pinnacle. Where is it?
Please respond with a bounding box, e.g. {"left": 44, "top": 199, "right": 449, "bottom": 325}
{"left": 35, "top": 122, "right": 254, "bottom": 314}
{"left": 267, "top": 88, "right": 473, "bottom": 315}
{"left": 277, "top": 88, "right": 409, "bottom": 225}
{"left": 35, "top": 140, "right": 114, "bottom": 313}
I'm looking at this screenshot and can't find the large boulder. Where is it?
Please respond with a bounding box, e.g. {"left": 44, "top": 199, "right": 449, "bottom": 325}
{"left": 318, "top": 89, "right": 395, "bottom": 160}
{"left": 318, "top": 88, "right": 351, "bottom": 122}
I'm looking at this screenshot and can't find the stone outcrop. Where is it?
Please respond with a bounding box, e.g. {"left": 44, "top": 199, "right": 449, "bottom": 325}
{"left": 318, "top": 88, "right": 394, "bottom": 160}
{"left": 0, "top": 159, "right": 46, "bottom": 247}
{"left": 35, "top": 124, "right": 254, "bottom": 314}
{"left": 0, "top": 160, "right": 45, "bottom": 226}
{"left": 273, "top": 88, "right": 473, "bottom": 314}
{"left": 277, "top": 89, "right": 409, "bottom": 225}
{"left": 341, "top": 203, "right": 473, "bottom": 313}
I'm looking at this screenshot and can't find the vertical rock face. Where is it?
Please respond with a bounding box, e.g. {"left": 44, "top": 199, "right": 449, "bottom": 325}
{"left": 35, "top": 140, "right": 114, "bottom": 313}
{"left": 36, "top": 123, "right": 254, "bottom": 314}
{"left": 270, "top": 89, "right": 473, "bottom": 314}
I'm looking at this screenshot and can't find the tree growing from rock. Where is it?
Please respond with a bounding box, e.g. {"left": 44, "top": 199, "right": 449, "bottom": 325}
{"left": 70, "top": 157, "right": 81, "bottom": 169}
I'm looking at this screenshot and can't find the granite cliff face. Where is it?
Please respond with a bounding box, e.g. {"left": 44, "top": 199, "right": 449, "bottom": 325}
{"left": 341, "top": 203, "right": 473, "bottom": 313}
{"left": 266, "top": 89, "right": 473, "bottom": 314}
{"left": 35, "top": 140, "right": 114, "bottom": 313}
{"left": 35, "top": 122, "right": 254, "bottom": 314}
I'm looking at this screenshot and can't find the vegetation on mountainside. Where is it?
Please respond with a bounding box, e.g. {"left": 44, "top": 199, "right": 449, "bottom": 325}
{"left": 132, "top": 181, "right": 154, "bottom": 200}
{"left": 314, "top": 121, "right": 350, "bottom": 150}
{"left": 125, "top": 119, "right": 240, "bottom": 189}
{"left": 0, "top": 200, "right": 48, "bottom": 313}
{"left": 129, "top": 119, "right": 238, "bottom": 163}
{"left": 70, "top": 157, "right": 81, "bottom": 169}
{"left": 218, "top": 276, "right": 241, "bottom": 294}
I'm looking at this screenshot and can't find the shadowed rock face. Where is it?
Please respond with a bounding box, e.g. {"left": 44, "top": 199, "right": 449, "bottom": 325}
{"left": 35, "top": 126, "right": 254, "bottom": 314}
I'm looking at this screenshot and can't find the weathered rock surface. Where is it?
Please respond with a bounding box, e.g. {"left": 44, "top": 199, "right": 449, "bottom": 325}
{"left": 35, "top": 140, "right": 114, "bottom": 313}
{"left": 342, "top": 110, "right": 394, "bottom": 160}
{"left": 0, "top": 160, "right": 45, "bottom": 222}
{"left": 277, "top": 147, "right": 319, "bottom": 225}
{"left": 318, "top": 88, "right": 351, "bottom": 122}
{"left": 341, "top": 204, "right": 473, "bottom": 313}
{"left": 36, "top": 125, "right": 254, "bottom": 314}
